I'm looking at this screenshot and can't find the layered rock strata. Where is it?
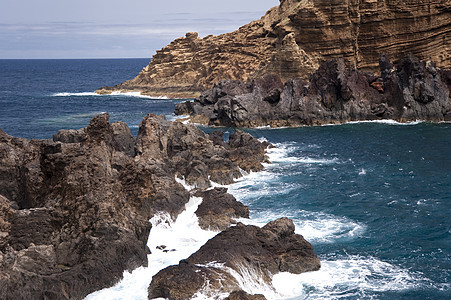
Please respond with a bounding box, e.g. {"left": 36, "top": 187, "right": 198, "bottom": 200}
{"left": 0, "top": 113, "right": 272, "bottom": 299}
{"left": 96, "top": 0, "right": 450, "bottom": 97}
{"left": 175, "top": 54, "right": 451, "bottom": 127}
{"left": 148, "top": 218, "right": 321, "bottom": 300}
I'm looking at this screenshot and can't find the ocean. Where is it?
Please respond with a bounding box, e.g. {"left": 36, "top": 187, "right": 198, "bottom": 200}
{"left": 1, "top": 59, "right": 449, "bottom": 299}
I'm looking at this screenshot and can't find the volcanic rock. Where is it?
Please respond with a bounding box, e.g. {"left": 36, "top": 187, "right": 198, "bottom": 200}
{"left": 96, "top": 0, "right": 450, "bottom": 97}
{"left": 226, "top": 290, "right": 267, "bottom": 300}
{"left": 148, "top": 218, "right": 320, "bottom": 299}
{"left": 176, "top": 55, "right": 451, "bottom": 127}
{"left": 53, "top": 128, "right": 86, "bottom": 144}
{"left": 194, "top": 187, "right": 249, "bottom": 231}
{"left": 0, "top": 113, "right": 270, "bottom": 299}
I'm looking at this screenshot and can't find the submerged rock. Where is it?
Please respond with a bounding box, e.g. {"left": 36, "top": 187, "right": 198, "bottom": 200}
{"left": 176, "top": 55, "right": 451, "bottom": 127}
{"left": 0, "top": 113, "right": 270, "bottom": 299}
{"left": 148, "top": 218, "right": 320, "bottom": 299}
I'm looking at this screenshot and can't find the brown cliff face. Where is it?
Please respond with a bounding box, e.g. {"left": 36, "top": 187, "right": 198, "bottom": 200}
{"left": 97, "top": 0, "right": 450, "bottom": 98}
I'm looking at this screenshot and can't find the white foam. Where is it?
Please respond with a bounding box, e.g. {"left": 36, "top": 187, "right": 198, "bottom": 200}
{"left": 166, "top": 114, "right": 189, "bottom": 122}
{"left": 192, "top": 262, "right": 281, "bottom": 300}
{"left": 109, "top": 91, "right": 168, "bottom": 99}
{"left": 265, "top": 142, "right": 298, "bottom": 163}
{"left": 297, "top": 157, "right": 339, "bottom": 164}
{"left": 264, "top": 142, "right": 339, "bottom": 165}
{"left": 53, "top": 92, "right": 99, "bottom": 96}
{"left": 85, "top": 189, "right": 218, "bottom": 299}
{"left": 223, "top": 264, "right": 278, "bottom": 298}
{"left": 346, "top": 119, "right": 423, "bottom": 126}
{"left": 191, "top": 254, "right": 424, "bottom": 300}
{"left": 235, "top": 210, "right": 365, "bottom": 244}
{"left": 53, "top": 91, "right": 169, "bottom": 99}
{"left": 226, "top": 170, "right": 287, "bottom": 204}
{"left": 253, "top": 125, "right": 292, "bottom": 130}
{"left": 175, "top": 176, "right": 196, "bottom": 191}
{"left": 272, "top": 255, "right": 427, "bottom": 299}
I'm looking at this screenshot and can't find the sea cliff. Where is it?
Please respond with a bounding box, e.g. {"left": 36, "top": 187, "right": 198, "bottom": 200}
{"left": 96, "top": 0, "right": 451, "bottom": 98}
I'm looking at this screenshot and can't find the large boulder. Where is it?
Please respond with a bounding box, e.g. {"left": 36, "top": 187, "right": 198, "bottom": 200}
{"left": 148, "top": 218, "right": 320, "bottom": 299}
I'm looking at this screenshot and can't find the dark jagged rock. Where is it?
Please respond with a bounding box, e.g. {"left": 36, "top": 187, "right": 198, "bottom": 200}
{"left": 194, "top": 187, "right": 249, "bottom": 231}
{"left": 0, "top": 113, "right": 270, "bottom": 299}
{"left": 148, "top": 261, "right": 238, "bottom": 300}
{"left": 148, "top": 218, "right": 320, "bottom": 299}
{"left": 53, "top": 128, "right": 86, "bottom": 143}
{"left": 226, "top": 290, "right": 266, "bottom": 300}
{"left": 176, "top": 55, "right": 451, "bottom": 127}
{"left": 228, "top": 130, "right": 272, "bottom": 173}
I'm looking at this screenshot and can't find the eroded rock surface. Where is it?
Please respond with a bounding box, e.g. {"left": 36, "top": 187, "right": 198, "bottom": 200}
{"left": 148, "top": 218, "right": 320, "bottom": 299}
{"left": 97, "top": 0, "right": 450, "bottom": 97}
{"left": 194, "top": 187, "right": 249, "bottom": 231}
{"left": 0, "top": 113, "right": 270, "bottom": 299}
{"left": 176, "top": 54, "right": 451, "bottom": 127}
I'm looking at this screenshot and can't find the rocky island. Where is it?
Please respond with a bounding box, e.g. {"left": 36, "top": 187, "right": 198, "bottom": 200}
{"left": 96, "top": 0, "right": 450, "bottom": 98}
{"left": 0, "top": 114, "right": 319, "bottom": 299}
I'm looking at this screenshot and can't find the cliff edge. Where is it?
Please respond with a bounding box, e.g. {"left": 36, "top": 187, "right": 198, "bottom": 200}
{"left": 96, "top": 0, "right": 451, "bottom": 98}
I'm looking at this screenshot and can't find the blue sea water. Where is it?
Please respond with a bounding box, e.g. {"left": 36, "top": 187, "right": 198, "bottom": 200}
{"left": 1, "top": 59, "right": 450, "bottom": 299}
{"left": 0, "top": 59, "right": 186, "bottom": 139}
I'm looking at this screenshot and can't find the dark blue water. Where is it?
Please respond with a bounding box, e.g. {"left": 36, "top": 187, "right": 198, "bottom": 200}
{"left": 1, "top": 59, "right": 449, "bottom": 299}
{"left": 0, "top": 59, "right": 186, "bottom": 139}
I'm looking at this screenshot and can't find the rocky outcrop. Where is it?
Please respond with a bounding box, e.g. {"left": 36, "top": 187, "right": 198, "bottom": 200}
{"left": 96, "top": 0, "right": 450, "bottom": 97}
{"left": 175, "top": 54, "right": 451, "bottom": 127}
{"left": 148, "top": 218, "right": 321, "bottom": 299}
{"left": 225, "top": 291, "right": 266, "bottom": 300}
{"left": 0, "top": 114, "right": 271, "bottom": 299}
{"left": 194, "top": 187, "right": 249, "bottom": 231}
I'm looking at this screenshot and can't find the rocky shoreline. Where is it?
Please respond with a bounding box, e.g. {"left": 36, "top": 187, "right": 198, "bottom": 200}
{"left": 0, "top": 114, "right": 320, "bottom": 299}
{"left": 175, "top": 54, "right": 451, "bottom": 127}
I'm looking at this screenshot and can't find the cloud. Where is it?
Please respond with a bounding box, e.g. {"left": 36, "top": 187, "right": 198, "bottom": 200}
{"left": 0, "top": 10, "right": 267, "bottom": 58}
{"left": 0, "top": 16, "right": 244, "bottom": 38}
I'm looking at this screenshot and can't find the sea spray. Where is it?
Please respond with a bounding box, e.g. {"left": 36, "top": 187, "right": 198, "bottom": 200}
{"left": 85, "top": 180, "right": 217, "bottom": 300}
{"left": 271, "top": 255, "right": 429, "bottom": 299}
{"left": 53, "top": 92, "right": 100, "bottom": 97}
{"left": 222, "top": 140, "right": 425, "bottom": 298}
{"left": 87, "top": 135, "right": 446, "bottom": 299}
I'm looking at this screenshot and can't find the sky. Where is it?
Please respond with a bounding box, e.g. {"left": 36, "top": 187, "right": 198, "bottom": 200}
{"left": 0, "top": 0, "right": 278, "bottom": 59}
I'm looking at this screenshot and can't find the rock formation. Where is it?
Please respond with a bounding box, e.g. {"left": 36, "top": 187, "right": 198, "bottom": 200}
{"left": 0, "top": 113, "right": 272, "bottom": 299}
{"left": 194, "top": 187, "right": 249, "bottom": 231}
{"left": 175, "top": 54, "right": 451, "bottom": 127}
{"left": 96, "top": 0, "right": 451, "bottom": 98}
{"left": 148, "top": 218, "right": 321, "bottom": 300}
